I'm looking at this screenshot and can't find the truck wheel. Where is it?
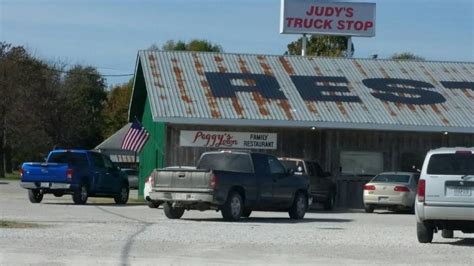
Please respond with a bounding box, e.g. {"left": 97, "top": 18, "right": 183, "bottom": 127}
{"left": 323, "top": 192, "right": 335, "bottom": 210}
{"left": 417, "top": 222, "right": 434, "bottom": 243}
{"left": 221, "top": 192, "right": 243, "bottom": 221}
{"left": 289, "top": 192, "right": 307, "bottom": 219}
{"left": 364, "top": 205, "right": 374, "bottom": 213}
{"left": 163, "top": 202, "right": 185, "bottom": 219}
{"left": 72, "top": 184, "right": 88, "bottom": 205}
{"left": 241, "top": 209, "right": 252, "bottom": 218}
{"left": 441, "top": 229, "right": 454, "bottom": 239}
{"left": 148, "top": 200, "right": 161, "bottom": 208}
{"left": 28, "top": 189, "right": 43, "bottom": 203}
{"left": 53, "top": 191, "right": 64, "bottom": 197}
{"left": 114, "top": 185, "right": 129, "bottom": 205}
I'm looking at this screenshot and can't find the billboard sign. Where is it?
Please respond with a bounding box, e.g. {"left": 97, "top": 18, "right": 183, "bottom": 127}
{"left": 180, "top": 130, "right": 277, "bottom": 150}
{"left": 280, "top": 0, "right": 376, "bottom": 37}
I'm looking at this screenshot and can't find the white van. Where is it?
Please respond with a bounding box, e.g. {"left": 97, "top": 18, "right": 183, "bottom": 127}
{"left": 415, "top": 147, "right": 474, "bottom": 243}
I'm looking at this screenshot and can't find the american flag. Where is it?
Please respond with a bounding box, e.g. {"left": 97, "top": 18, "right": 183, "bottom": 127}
{"left": 121, "top": 121, "right": 150, "bottom": 152}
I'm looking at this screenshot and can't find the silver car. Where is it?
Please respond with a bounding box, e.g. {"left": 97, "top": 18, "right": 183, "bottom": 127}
{"left": 363, "top": 172, "right": 419, "bottom": 213}
{"left": 415, "top": 147, "right": 474, "bottom": 243}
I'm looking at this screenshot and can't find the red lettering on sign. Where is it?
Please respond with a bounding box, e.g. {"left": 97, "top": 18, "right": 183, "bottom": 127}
{"left": 192, "top": 131, "right": 238, "bottom": 147}
{"left": 346, "top": 7, "right": 354, "bottom": 18}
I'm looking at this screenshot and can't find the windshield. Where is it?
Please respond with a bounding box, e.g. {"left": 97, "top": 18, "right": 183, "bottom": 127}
{"left": 198, "top": 153, "right": 253, "bottom": 173}
{"left": 48, "top": 152, "right": 88, "bottom": 167}
{"left": 280, "top": 160, "right": 298, "bottom": 170}
{"left": 427, "top": 153, "right": 474, "bottom": 175}
{"left": 372, "top": 174, "right": 410, "bottom": 183}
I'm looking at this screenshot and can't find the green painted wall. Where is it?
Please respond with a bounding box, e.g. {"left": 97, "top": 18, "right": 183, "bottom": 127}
{"left": 138, "top": 98, "right": 166, "bottom": 198}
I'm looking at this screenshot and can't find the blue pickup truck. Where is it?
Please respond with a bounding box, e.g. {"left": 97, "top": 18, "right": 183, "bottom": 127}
{"left": 20, "top": 150, "right": 129, "bottom": 205}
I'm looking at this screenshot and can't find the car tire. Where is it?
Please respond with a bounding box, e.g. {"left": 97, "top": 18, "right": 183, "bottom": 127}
{"left": 323, "top": 192, "right": 335, "bottom": 210}
{"left": 163, "top": 202, "right": 185, "bottom": 219}
{"left": 148, "top": 200, "right": 161, "bottom": 209}
{"left": 72, "top": 183, "right": 88, "bottom": 205}
{"left": 441, "top": 229, "right": 454, "bottom": 239}
{"left": 221, "top": 191, "right": 243, "bottom": 221}
{"left": 114, "top": 185, "right": 129, "bottom": 205}
{"left": 28, "top": 189, "right": 43, "bottom": 203}
{"left": 53, "top": 191, "right": 64, "bottom": 197}
{"left": 289, "top": 192, "right": 307, "bottom": 220}
{"left": 364, "top": 205, "right": 374, "bottom": 213}
{"left": 241, "top": 209, "right": 252, "bottom": 218}
{"left": 417, "top": 222, "right": 434, "bottom": 243}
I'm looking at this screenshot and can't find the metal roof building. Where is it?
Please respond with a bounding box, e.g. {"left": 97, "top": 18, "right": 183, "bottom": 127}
{"left": 129, "top": 51, "right": 474, "bottom": 204}
{"left": 130, "top": 50, "right": 474, "bottom": 133}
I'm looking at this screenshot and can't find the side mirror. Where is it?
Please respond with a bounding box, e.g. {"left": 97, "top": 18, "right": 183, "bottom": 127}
{"left": 297, "top": 166, "right": 304, "bottom": 173}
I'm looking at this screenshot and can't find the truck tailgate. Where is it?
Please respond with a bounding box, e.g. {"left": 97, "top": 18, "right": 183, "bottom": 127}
{"left": 153, "top": 169, "right": 212, "bottom": 191}
{"left": 21, "top": 163, "right": 69, "bottom": 183}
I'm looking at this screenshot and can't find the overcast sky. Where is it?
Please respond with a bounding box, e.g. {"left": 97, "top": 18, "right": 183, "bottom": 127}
{"left": 1, "top": 0, "right": 473, "bottom": 87}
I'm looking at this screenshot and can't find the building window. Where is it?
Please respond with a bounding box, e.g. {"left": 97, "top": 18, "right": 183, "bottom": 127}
{"left": 340, "top": 151, "right": 383, "bottom": 176}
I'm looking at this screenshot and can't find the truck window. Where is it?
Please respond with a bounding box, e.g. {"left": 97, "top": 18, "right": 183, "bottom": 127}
{"left": 90, "top": 153, "right": 105, "bottom": 169}
{"left": 306, "top": 161, "right": 315, "bottom": 176}
{"left": 427, "top": 153, "right": 474, "bottom": 175}
{"left": 48, "top": 152, "right": 88, "bottom": 167}
{"left": 102, "top": 155, "right": 115, "bottom": 170}
{"left": 312, "top": 162, "right": 324, "bottom": 177}
{"left": 252, "top": 154, "right": 271, "bottom": 175}
{"left": 198, "top": 153, "right": 253, "bottom": 173}
{"left": 268, "top": 157, "right": 286, "bottom": 175}
{"left": 280, "top": 160, "right": 298, "bottom": 171}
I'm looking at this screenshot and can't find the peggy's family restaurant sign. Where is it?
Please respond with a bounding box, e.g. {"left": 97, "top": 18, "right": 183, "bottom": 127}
{"left": 180, "top": 130, "right": 277, "bottom": 150}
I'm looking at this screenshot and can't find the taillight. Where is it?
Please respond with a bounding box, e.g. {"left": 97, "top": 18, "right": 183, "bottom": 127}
{"left": 210, "top": 173, "right": 218, "bottom": 189}
{"left": 364, "top": 185, "right": 375, "bottom": 191}
{"left": 149, "top": 176, "right": 154, "bottom": 187}
{"left": 19, "top": 168, "right": 24, "bottom": 177}
{"left": 66, "top": 168, "right": 73, "bottom": 181}
{"left": 418, "top": 179, "right": 426, "bottom": 202}
{"left": 394, "top": 186, "right": 410, "bottom": 192}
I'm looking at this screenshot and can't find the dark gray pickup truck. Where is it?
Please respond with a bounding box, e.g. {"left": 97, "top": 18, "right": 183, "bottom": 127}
{"left": 148, "top": 151, "right": 310, "bottom": 221}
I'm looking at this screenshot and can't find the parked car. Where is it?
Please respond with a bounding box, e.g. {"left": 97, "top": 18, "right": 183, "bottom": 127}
{"left": 121, "top": 168, "right": 138, "bottom": 189}
{"left": 363, "top": 172, "right": 419, "bottom": 213}
{"left": 415, "top": 147, "right": 474, "bottom": 243}
{"left": 279, "top": 157, "right": 336, "bottom": 210}
{"left": 20, "top": 149, "right": 129, "bottom": 205}
{"left": 144, "top": 166, "right": 196, "bottom": 208}
{"left": 148, "top": 151, "right": 310, "bottom": 221}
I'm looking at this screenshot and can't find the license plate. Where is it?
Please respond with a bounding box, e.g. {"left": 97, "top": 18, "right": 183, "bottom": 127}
{"left": 173, "top": 193, "right": 193, "bottom": 200}
{"left": 454, "top": 187, "right": 472, "bottom": 197}
{"left": 379, "top": 197, "right": 388, "bottom": 202}
{"left": 40, "top": 182, "right": 50, "bottom": 188}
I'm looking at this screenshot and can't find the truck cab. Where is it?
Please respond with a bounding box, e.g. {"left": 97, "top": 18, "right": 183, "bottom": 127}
{"left": 279, "top": 157, "right": 337, "bottom": 210}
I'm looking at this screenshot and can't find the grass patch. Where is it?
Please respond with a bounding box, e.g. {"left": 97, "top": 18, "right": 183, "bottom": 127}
{"left": 2, "top": 171, "right": 20, "bottom": 180}
{"left": 0, "top": 220, "right": 45, "bottom": 229}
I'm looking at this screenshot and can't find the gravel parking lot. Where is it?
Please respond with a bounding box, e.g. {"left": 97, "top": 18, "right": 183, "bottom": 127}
{"left": 1, "top": 180, "right": 473, "bottom": 265}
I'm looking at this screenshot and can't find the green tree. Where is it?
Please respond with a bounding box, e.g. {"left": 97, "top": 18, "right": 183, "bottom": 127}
{"left": 102, "top": 80, "right": 133, "bottom": 138}
{"left": 390, "top": 52, "right": 425, "bottom": 61}
{"left": 0, "top": 43, "right": 61, "bottom": 176}
{"left": 286, "top": 35, "right": 354, "bottom": 57}
{"left": 152, "top": 39, "right": 223, "bottom": 52}
{"left": 60, "top": 65, "right": 107, "bottom": 149}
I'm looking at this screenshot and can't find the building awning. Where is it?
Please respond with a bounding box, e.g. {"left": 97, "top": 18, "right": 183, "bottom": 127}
{"left": 130, "top": 51, "right": 474, "bottom": 133}
{"left": 95, "top": 123, "right": 139, "bottom": 163}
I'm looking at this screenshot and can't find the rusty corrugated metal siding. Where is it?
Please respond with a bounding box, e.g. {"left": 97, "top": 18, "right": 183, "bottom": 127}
{"left": 138, "top": 51, "right": 474, "bottom": 133}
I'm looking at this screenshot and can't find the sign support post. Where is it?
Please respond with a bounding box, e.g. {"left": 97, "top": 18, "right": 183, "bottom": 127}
{"left": 346, "top": 36, "right": 352, "bottom": 58}
{"left": 301, "top": 34, "right": 307, "bottom": 56}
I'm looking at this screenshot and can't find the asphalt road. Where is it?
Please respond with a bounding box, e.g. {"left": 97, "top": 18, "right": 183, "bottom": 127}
{"left": 1, "top": 180, "right": 473, "bottom": 265}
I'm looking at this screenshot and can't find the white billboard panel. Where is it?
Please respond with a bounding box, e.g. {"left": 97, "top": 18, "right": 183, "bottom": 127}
{"left": 180, "top": 130, "right": 277, "bottom": 150}
{"left": 280, "top": 0, "right": 376, "bottom": 37}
